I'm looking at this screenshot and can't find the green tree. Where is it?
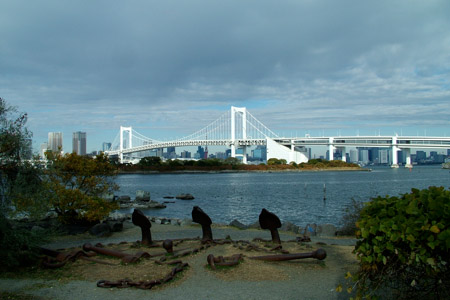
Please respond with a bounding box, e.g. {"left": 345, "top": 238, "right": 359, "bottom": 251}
{"left": 138, "top": 156, "right": 162, "bottom": 167}
{"left": 40, "top": 152, "right": 119, "bottom": 224}
{"left": 0, "top": 98, "right": 33, "bottom": 207}
{"left": 0, "top": 98, "right": 51, "bottom": 269}
{"left": 224, "top": 157, "right": 241, "bottom": 166}
{"left": 267, "top": 158, "right": 287, "bottom": 165}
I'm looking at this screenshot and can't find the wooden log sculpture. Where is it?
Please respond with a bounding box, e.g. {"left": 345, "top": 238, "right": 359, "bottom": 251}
{"left": 250, "top": 248, "right": 327, "bottom": 261}
{"left": 259, "top": 208, "right": 282, "bottom": 244}
{"left": 132, "top": 209, "right": 153, "bottom": 245}
{"left": 207, "top": 254, "right": 243, "bottom": 270}
{"left": 82, "top": 243, "right": 150, "bottom": 263}
{"left": 192, "top": 206, "right": 213, "bottom": 242}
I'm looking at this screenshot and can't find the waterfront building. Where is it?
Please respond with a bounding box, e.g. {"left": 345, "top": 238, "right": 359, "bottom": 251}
{"left": 48, "top": 132, "right": 63, "bottom": 154}
{"left": 40, "top": 142, "right": 48, "bottom": 159}
{"left": 216, "top": 151, "right": 227, "bottom": 160}
{"left": 379, "top": 149, "right": 389, "bottom": 164}
{"left": 72, "top": 131, "right": 87, "bottom": 155}
{"left": 359, "top": 149, "right": 369, "bottom": 164}
{"left": 196, "top": 146, "right": 205, "bottom": 159}
{"left": 430, "top": 151, "right": 438, "bottom": 162}
{"left": 139, "top": 141, "right": 153, "bottom": 157}
{"left": 252, "top": 146, "right": 267, "bottom": 161}
{"left": 102, "top": 142, "right": 112, "bottom": 152}
{"left": 349, "top": 149, "right": 358, "bottom": 163}
{"left": 397, "top": 150, "right": 406, "bottom": 165}
{"left": 181, "top": 150, "right": 191, "bottom": 158}
{"left": 416, "top": 151, "right": 427, "bottom": 163}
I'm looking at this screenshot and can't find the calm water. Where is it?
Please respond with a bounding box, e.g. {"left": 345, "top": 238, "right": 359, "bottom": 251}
{"left": 115, "top": 165, "right": 450, "bottom": 227}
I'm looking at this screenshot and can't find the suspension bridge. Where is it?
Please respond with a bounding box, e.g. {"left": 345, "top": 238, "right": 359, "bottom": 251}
{"left": 105, "top": 106, "right": 450, "bottom": 168}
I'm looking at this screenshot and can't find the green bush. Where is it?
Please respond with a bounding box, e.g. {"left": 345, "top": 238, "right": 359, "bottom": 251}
{"left": 0, "top": 212, "right": 50, "bottom": 270}
{"left": 338, "top": 198, "right": 364, "bottom": 236}
{"left": 343, "top": 186, "right": 450, "bottom": 299}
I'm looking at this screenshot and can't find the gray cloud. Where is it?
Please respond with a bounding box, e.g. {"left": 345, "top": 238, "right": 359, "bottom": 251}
{"left": 1, "top": 0, "right": 449, "bottom": 151}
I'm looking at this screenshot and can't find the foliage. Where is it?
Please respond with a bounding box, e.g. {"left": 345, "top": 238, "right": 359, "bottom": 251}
{"left": 0, "top": 212, "right": 50, "bottom": 271}
{"left": 9, "top": 160, "right": 50, "bottom": 220}
{"left": 0, "top": 98, "right": 32, "bottom": 207}
{"left": 223, "top": 157, "right": 241, "bottom": 166}
{"left": 267, "top": 158, "right": 287, "bottom": 165}
{"left": 40, "top": 152, "right": 118, "bottom": 224}
{"left": 337, "top": 198, "right": 364, "bottom": 236}
{"left": 340, "top": 186, "right": 450, "bottom": 299}
{"left": 138, "top": 156, "right": 162, "bottom": 167}
{"left": 123, "top": 156, "right": 359, "bottom": 172}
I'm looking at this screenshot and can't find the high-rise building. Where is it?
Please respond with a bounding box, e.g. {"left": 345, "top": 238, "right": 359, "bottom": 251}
{"left": 181, "top": 150, "right": 191, "bottom": 158}
{"left": 48, "top": 132, "right": 63, "bottom": 153}
{"left": 196, "top": 146, "right": 205, "bottom": 159}
{"left": 102, "top": 142, "right": 112, "bottom": 152}
{"left": 359, "top": 149, "right": 369, "bottom": 164}
{"left": 349, "top": 149, "right": 358, "bottom": 163}
{"left": 72, "top": 131, "right": 87, "bottom": 155}
{"left": 416, "top": 151, "right": 427, "bottom": 162}
{"left": 253, "top": 146, "right": 267, "bottom": 161}
{"left": 379, "top": 149, "right": 389, "bottom": 164}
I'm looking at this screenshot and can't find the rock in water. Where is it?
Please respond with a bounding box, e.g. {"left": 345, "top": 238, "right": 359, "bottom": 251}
{"left": 136, "top": 190, "right": 151, "bottom": 201}
{"left": 176, "top": 193, "right": 195, "bottom": 200}
{"left": 229, "top": 219, "right": 248, "bottom": 230}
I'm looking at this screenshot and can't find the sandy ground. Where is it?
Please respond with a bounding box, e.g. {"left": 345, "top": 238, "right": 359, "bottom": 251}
{"left": 0, "top": 222, "right": 359, "bottom": 300}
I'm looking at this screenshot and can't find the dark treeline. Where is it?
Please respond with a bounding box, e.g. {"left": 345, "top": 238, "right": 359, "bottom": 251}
{"left": 117, "top": 156, "right": 361, "bottom": 173}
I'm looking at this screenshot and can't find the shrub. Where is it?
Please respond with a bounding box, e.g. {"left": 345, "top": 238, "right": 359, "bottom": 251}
{"left": 337, "top": 198, "right": 364, "bottom": 236}
{"left": 0, "top": 212, "right": 50, "bottom": 270}
{"left": 341, "top": 186, "right": 450, "bottom": 299}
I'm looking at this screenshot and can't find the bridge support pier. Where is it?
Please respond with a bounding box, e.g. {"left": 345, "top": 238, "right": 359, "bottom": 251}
{"left": 391, "top": 136, "right": 399, "bottom": 168}
{"left": 230, "top": 106, "right": 248, "bottom": 164}
{"left": 119, "top": 126, "right": 132, "bottom": 164}
{"left": 328, "top": 138, "right": 335, "bottom": 161}
{"left": 404, "top": 148, "right": 413, "bottom": 168}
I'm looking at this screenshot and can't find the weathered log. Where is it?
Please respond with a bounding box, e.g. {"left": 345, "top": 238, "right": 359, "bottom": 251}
{"left": 250, "top": 248, "right": 327, "bottom": 261}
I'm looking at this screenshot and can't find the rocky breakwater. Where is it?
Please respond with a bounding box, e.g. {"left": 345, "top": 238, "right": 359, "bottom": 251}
{"left": 228, "top": 219, "right": 340, "bottom": 238}
{"left": 118, "top": 190, "right": 167, "bottom": 209}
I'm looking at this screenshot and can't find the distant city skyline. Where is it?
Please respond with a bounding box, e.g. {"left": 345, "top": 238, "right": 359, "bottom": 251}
{"left": 2, "top": 1, "right": 449, "bottom": 153}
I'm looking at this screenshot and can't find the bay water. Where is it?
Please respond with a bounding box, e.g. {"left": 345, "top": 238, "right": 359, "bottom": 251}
{"left": 116, "top": 165, "right": 450, "bottom": 228}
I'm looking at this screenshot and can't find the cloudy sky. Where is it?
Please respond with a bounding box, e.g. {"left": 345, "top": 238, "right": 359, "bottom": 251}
{"left": 1, "top": 0, "right": 449, "bottom": 153}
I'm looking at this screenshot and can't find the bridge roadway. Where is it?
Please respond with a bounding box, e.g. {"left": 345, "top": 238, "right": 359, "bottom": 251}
{"left": 106, "top": 135, "right": 450, "bottom": 167}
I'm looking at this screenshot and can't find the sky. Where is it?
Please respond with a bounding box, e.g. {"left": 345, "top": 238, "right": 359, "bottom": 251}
{"left": 1, "top": 0, "right": 449, "bottom": 154}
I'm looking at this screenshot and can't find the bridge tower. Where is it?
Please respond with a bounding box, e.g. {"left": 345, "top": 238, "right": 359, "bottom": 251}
{"left": 230, "top": 106, "right": 247, "bottom": 164}
{"left": 119, "top": 126, "right": 132, "bottom": 163}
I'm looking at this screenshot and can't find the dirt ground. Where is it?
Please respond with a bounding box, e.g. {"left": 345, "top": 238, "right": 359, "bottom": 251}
{"left": 0, "top": 223, "right": 359, "bottom": 300}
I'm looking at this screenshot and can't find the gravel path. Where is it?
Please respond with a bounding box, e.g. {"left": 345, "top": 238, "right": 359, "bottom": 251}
{"left": 0, "top": 222, "right": 358, "bottom": 300}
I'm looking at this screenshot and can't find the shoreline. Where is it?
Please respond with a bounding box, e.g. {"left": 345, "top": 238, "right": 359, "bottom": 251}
{"left": 117, "top": 167, "right": 369, "bottom": 175}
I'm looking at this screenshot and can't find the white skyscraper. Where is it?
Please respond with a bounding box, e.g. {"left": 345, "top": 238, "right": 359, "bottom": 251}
{"left": 48, "top": 132, "right": 63, "bottom": 153}
{"left": 72, "top": 131, "right": 87, "bottom": 155}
